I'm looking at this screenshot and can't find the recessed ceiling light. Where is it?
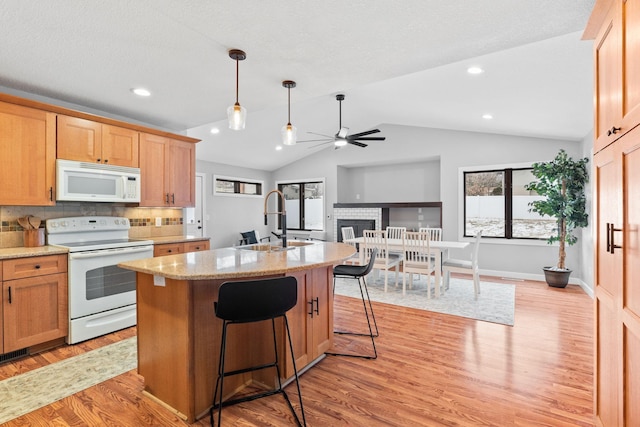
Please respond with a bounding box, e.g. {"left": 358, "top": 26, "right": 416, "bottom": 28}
{"left": 131, "top": 88, "right": 151, "bottom": 97}
{"left": 276, "top": 145, "right": 283, "bottom": 151}
{"left": 482, "top": 114, "right": 493, "bottom": 120}
{"left": 467, "top": 66, "right": 484, "bottom": 75}
{"left": 210, "top": 127, "right": 220, "bottom": 134}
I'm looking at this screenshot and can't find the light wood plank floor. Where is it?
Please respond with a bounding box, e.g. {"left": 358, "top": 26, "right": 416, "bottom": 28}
{"left": 0, "top": 275, "right": 594, "bottom": 426}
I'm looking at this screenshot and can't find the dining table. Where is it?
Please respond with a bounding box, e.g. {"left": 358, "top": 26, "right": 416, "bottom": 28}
{"left": 344, "top": 235, "right": 469, "bottom": 297}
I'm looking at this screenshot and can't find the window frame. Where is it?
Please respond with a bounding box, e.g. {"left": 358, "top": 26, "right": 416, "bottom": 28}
{"left": 275, "top": 178, "right": 325, "bottom": 232}
{"left": 213, "top": 174, "right": 264, "bottom": 198}
{"left": 458, "top": 162, "right": 552, "bottom": 245}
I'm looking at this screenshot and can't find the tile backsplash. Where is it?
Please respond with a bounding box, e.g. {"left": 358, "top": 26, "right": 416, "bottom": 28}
{"left": 0, "top": 203, "right": 184, "bottom": 248}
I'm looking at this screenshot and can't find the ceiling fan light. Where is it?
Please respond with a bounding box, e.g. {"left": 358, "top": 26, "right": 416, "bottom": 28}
{"left": 334, "top": 139, "right": 347, "bottom": 147}
{"left": 227, "top": 102, "right": 246, "bottom": 130}
{"left": 281, "top": 123, "right": 297, "bottom": 145}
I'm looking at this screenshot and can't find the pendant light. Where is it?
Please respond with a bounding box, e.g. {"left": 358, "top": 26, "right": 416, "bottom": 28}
{"left": 281, "top": 80, "right": 297, "bottom": 145}
{"left": 227, "top": 49, "right": 247, "bottom": 130}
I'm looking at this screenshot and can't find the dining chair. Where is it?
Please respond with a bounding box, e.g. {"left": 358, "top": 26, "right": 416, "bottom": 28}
{"left": 363, "top": 229, "right": 404, "bottom": 293}
{"left": 238, "top": 230, "right": 270, "bottom": 246}
{"left": 403, "top": 231, "right": 436, "bottom": 298}
{"left": 441, "top": 230, "right": 482, "bottom": 299}
{"left": 385, "top": 226, "right": 407, "bottom": 258}
{"left": 341, "top": 226, "right": 361, "bottom": 265}
{"left": 419, "top": 227, "right": 442, "bottom": 241}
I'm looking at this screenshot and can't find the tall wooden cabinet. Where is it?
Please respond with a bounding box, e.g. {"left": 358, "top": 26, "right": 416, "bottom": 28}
{"left": 57, "top": 115, "right": 139, "bottom": 167}
{"left": 0, "top": 101, "right": 56, "bottom": 206}
{"left": 139, "top": 133, "right": 195, "bottom": 207}
{"left": 588, "top": 0, "right": 640, "bottom": 425}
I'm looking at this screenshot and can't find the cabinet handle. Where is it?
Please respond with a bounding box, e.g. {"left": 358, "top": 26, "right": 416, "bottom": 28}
{"left": 49, "top": 186, "right": 53, "bottom": 201}
{"left": 171, "top": 193, "right": 175, "bottom": 204}
{"left": 104, "top": 159, "right": 109, "bottom": 163}
{"left": 167, "top": 249, "right": 172, "bottom": 253}
{"left": 609, "top": 223, "right": 622, "bottom": 254}
{"left": 607, "top": 126, "right": 621, "bottom": 136}
{"left": 97, "top": 158, "right": 101, "bottom": 162}
{"left": 308, "top": 299, "right": 314, "bottom": 317}
{"left": 35, "top": 264, "right": 41, "bottom": 269}
{"left": 8, "top": 286, "right": 11, "bottom": 304}
{"left": 313, "top": 297, "right": 319, "bottom": 315}
{"left": 165, "top": 193, "right": 170, "bottom": 204}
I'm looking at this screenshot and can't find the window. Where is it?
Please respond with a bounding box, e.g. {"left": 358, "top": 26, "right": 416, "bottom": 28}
{"left": 277, "top": 180, "right": 324, "bottom": 231}
{"left": 214, "top": 175, "right": 263, "bottom": 197}
{"left": 464, "top": 167, "right": 555, "bottom": 239}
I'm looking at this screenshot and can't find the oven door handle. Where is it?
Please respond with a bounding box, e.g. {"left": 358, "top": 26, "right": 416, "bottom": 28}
{"left": 69, "top": 245, "right": 154, "bottom": 259}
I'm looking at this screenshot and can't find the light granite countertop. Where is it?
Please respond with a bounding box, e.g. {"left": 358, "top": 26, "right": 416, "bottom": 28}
{"left": 0, "top": 245, "right": 68, "bottom": 260}
{"left": 119, "top": 241, "right": 355, "bottom": 281}
{"left": 145, "top": 235, "right": 210, "bottom": 244}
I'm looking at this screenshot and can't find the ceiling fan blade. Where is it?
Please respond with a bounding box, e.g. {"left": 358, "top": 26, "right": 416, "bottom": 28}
{"left": 297, "top": 138, "right": 333, "bottom": 143}
{"left": 307, "top": 131, "right": 334, "bottom": 138}
{"left": 348, "top": 129, "right": 380, "bottom": 138}
{"left": 348, "top": 140, "right": 368, "bottom": 148}
{"left": 307, "top": 141, "right": 332, "bottom": 149}
{"left": 350, "top": 136, "right": 386, "bottom": 141}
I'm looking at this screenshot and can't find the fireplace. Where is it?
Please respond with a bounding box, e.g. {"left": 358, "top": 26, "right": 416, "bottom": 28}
{"left": 336, "top": 219, "right": 376, "bottom": 242}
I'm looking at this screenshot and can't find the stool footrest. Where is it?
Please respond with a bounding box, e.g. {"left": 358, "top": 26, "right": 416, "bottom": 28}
{"left": 221, "top": 361, "right": 276, "bottom": 378}
{"left": 334, "top": 330, "right": 380, "bottom": 338}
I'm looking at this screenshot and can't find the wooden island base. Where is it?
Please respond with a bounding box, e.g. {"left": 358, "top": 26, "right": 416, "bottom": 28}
{"left": 135, "top": 265, "right": 335, "bottom": 423}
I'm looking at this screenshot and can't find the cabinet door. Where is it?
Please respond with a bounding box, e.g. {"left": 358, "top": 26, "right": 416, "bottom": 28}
{"left": 102, "top": 124, "right": 139, "bottom": 167}
{"left": 57, "top": 115, "right": 103, "bottom": 163}
{"left": 594, "top": 2, "right": 622, "bottom": 153}
{"left": 0, "top": 102, "right": 56, "bottom": 205}
{"left": 621, "top": 0, "right": 640, "bottom": 133}
{"left": 3, "top": 273, "right": 68, "bottom": 352}
{"left": 139, "top": 133, "right": 169, "bottom": 206}
{"left": 309, "top": 266, "right": 333, "bottom": 356}
{"left": 167, "top": 139, "right": 195, "bottom": 207}
{"left": 285, "top": 270, "right": 313, "bottom": 378}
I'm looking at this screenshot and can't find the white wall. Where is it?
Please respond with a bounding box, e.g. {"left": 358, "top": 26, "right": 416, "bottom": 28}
{"left": 272, "top": 123, "right": 593, "bottom": 287}
{"left": 196, "top": 159, "right": 272, "bottom": 248}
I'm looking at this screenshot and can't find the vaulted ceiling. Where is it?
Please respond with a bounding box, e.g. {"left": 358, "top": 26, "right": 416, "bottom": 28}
{"left": 0, "top": 1, "right": 595, "bottom": 170}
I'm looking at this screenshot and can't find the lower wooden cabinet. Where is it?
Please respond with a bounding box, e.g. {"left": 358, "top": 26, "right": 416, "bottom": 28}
{"left": 153, "top": 240, "right": 210, "bottom": 257}
{"left": 286, "top": 266, "right": 333, "bottom": 378}
{"left": 1, "top": 254, "right": 68, "bottom": 353}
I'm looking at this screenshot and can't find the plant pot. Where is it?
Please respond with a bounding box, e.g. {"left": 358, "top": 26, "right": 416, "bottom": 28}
{"left": 543, "top": 267, "right": 572, "bottom": 288}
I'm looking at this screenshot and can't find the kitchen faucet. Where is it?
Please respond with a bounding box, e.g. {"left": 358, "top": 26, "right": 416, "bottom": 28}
{"left": 264, "top": 189, "right": 287, "bottom": 248}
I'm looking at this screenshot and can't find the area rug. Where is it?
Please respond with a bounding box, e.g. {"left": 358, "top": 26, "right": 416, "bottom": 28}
{"left": 0, "top": 336, "right": 137, "bottom": 424}
{"left": 334, "top": 275, "right": 515, "bottom": 326}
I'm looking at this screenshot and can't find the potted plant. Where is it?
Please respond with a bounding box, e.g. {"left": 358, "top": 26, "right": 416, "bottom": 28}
{"left": 525, "top": 149, "right": 589, "bottom": 288}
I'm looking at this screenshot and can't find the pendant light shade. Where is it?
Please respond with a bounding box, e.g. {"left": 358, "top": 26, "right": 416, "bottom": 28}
{"left": 281, "top": 80, "right": 297, "bottom": 146}
{"left": 227, "top": 49, "right": 247, "bottom": 130}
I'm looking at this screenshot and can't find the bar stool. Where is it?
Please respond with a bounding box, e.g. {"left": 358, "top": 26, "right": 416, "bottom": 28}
{"left": 326, "top": 248, "right": 379, "bottom": 359}
{"left": 210, "top": 276, "right": 306, "bottom": 426}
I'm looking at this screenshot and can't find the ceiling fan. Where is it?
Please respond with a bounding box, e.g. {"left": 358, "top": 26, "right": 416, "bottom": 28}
{"left": 299, "top": 94, "right": 386, "bottom": 148}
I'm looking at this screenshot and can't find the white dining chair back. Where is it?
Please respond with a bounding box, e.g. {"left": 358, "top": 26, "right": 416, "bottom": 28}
{"left": 385, "top": 226, "right": 406, "bottom": 240}
{"left": 363, "top": 230, "right": 405, "bottom": 293}
{"left": 341, "top": 227, "right": 360, "bottom": 265}
{"left": 404, "top": 231, "right": 436, "bottom": 298}
{"left": 419, "top": 227, "right": 442, "bottom": 241}
{"left": 441, "top": 230, "right": 482, "bottom": 299}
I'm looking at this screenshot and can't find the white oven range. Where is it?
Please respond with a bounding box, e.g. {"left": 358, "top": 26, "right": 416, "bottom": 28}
{"left": 46, "top": 216, "right": 153, "bottom": 344}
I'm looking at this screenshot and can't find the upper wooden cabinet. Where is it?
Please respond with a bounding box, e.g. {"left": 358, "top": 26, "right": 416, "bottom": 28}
{"left": 0, "top": 101, "right": 56, "bottom": 206}
{"left": 57, "top": 115, "right": 139, "bottom": 167}
{"left": 593, "top": 0, "right": 640, "bottom": 153}
{"left": 139, "top": 133, "right": 195, "bottom": 207}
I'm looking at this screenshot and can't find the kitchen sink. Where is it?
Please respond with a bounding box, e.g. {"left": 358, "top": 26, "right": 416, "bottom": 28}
{"left": 236, "top": 240, "right": 314, "bottom": 252}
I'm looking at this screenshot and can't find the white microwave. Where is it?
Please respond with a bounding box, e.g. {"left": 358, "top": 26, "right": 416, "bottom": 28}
{"left": 56, "top": 159, "right": 141, "bottom": 203}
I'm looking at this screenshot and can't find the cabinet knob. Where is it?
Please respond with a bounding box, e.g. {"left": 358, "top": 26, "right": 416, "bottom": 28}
{"left": 167, "top": 249, "right": 172, "bottom": 253}
{"left": 104, "top": 159, "right": 109, "bottom": 163}
{"left": 35, "top": 264, "right": 41, "bottom": 269}
{"left": 97, "top": 158, "right": 101, "bottom": 162}
{"left": 607, "top": 126, "right": 621, "bottom": 136}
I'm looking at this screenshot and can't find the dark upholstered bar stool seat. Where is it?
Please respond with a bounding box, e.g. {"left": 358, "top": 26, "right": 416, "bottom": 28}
{"left": 326, "top": 248, "right": 379, "bottom": 359}
{"left": 210, "top": 276, "right": 306, "bottom": 426}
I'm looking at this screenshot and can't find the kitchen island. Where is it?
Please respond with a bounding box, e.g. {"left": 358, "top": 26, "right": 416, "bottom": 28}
{"left": 119, "top": 241, "right": 355, "bottom": 423}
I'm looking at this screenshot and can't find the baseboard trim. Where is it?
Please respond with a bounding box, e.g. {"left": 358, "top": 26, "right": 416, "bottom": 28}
{"left": 479, "top": 268, "right": 594, "bottom": 299}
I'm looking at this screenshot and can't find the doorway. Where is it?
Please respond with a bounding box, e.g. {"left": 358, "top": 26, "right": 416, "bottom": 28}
{"left": 185, "top": 173, "right": 205, "bottom": 237}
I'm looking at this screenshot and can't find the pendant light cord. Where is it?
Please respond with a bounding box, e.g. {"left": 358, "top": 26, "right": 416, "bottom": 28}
{"left": 235, "top": 58, "right": 239, "bottom": 104}
{"left": 287, "top": 86, "right": 291, "bottom": 124}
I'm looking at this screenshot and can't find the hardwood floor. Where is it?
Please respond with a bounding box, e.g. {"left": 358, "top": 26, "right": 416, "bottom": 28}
{"left": 0, "top": 276, "right": 594, "bottom": 426}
